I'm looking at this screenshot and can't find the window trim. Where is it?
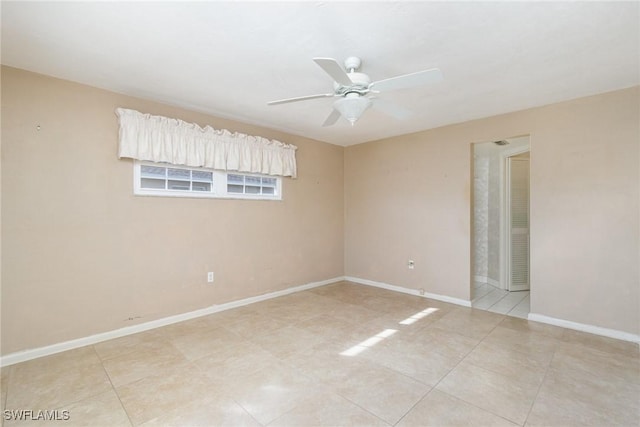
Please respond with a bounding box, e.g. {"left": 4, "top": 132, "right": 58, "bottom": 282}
{"left": 133, "top": 161, "right": 282, "bottom": 200}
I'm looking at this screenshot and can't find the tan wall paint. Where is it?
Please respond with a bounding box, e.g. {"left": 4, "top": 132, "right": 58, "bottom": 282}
{"left": 345, "top": 87, "right": 639, "bottom": 335}
{"left": 2, "top": 65, "right": 638, "bottom": 355}
{"left": 1, "top": 67, "right": 344, "bottom": 354}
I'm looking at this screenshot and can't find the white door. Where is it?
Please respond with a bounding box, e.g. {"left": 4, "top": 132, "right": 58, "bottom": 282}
{"left": 507, "top": 156, "right": 530, "bottom": 291}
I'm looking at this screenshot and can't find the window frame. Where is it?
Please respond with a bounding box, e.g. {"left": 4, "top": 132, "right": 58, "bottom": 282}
{"left": 133, "top": 161, "right": 282, "bottom": 200}
{"left": 226, "top": 173, "right": 279, "bottom": 198}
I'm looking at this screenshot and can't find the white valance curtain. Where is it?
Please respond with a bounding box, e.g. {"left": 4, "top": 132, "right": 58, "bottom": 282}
{"left": 116, "top": 108, "right": 297, "bottom": 178}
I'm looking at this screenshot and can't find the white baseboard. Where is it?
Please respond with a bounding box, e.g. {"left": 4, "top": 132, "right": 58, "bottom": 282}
{"left": 11, "top": 276, "right": 636, "bottom": 367}
{"left": 0, "top": 276, "right": 342, "bottom": 367}
{"left": 344, "top": 276, "right": 472, "bottom": 307}
{"left": 528, "top": 313, "right": 640, "bottom": 344}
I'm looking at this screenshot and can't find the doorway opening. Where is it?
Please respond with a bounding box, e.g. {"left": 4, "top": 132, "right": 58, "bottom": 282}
{"left": 471, "top": 136, "right": 530, "bottom": 318}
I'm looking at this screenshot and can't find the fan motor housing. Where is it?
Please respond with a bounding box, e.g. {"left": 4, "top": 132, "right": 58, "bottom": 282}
{"left": 334, "top": 72, "right": 371, "bottom": 95}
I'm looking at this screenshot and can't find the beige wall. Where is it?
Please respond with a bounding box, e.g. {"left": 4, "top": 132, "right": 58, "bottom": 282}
{"left": 1, "top": 67, "right": 344, "bottom": 355}
{"left": 2, "top": 65, "right": 638, "bottom": 355}
{"left": 345, "top": 87, "right": 639, "bottom": 335}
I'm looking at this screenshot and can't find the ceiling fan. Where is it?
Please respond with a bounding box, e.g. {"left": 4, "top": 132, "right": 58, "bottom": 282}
{"left": 267, "top": 56, "right": 443, "bottom": 126}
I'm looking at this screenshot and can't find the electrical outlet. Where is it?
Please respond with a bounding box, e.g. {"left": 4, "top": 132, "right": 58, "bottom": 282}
{"left": 207, "top": 272, "right": 214, "bottom": 283}
{"left": 419, "top": 288, "right": 425, "bottom": 296}
{"left": 408, "top": 260, "right": 415, "bottom": 269}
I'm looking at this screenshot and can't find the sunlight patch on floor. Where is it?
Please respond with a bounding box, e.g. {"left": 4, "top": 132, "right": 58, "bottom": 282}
{"left": 399, "top": 307, "right": 439, "bottom": 325}
{"left": 340, "top": 329, "right": 398, "bottom": 357}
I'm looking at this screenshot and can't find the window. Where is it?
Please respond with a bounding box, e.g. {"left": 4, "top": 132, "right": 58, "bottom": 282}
{"left": 227, "top": 174, "right": 278, "bottom": 196}
{"left": 139, "top": 165, "right": 213, "bottom": 193}
{"left": 133, "top": 162, "right": 282, "bottom": 200}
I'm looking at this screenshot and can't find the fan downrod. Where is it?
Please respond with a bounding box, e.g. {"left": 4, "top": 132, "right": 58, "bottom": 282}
{"left": 344, "top": 56, "right": 362, "bottom": 72}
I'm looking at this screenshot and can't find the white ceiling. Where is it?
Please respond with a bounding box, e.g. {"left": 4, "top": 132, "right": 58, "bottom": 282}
{"left": 2, "top": 1, "right": 638, "bottom": 146}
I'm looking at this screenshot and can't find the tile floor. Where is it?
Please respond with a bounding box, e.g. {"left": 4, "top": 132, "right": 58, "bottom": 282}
{"left": 1, "top": 281, "right": 638, "bottom": 426}
{"left": 472, "top": 282, "right": 530, "bottom": 319}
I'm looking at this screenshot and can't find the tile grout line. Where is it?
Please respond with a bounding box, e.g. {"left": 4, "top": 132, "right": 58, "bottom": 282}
{"left": 477, "top": 288, "right": 531, "bottom": 319}
{"left": 391, "top": 310, "right": 503, "bottom": 418}
{"left": 9, "top": 346, "right": 131, "bottom": 422}
{"left": 393, "top": 316, "right": 506, "bottom": 426}
{"left": 95, "top": 344, "right": 136, "bottom": 427}
{"left": 281, "top": 318, "right": 433, "bottom": 426}
{"left": 471, "top": 283, "right": 495, "bottom": 303}
{"left": 368, "top": 363, "right": 433, "bottom": 426}
{"left": 408, "top": 316, "right": 535, "bottom": 426}
{"left": 186, "top": 350, "right": 266, "bottom": 427}
{"left": 486, "top": 291, "right": 510, "bottom": 312}
{"left": 391, "top": 387, "right": 435, "bottom": 426}
{"left": 432, "top": 388, "right": 525, "bottom": 427}
{"left": 506, "top": 295, "right": 530, "bottom": 318}
{"left": 487, "top": 291, "right": 528, "bottom": 314}
{"left": 1, "top": 366, "right": 13, "bottom": 424}
{"left": 296, "top": 382, "right": 392, "bottom": 427}
{"left": 231, "top": 395, "right": 266, "bottom": 427}
{"left": 308, "top": 344, "right": 414, "bottom": 426}
{"left": 521, "top": 339, "right": 559, "bottom": 426}
{"left": 329, "top": 390, "right": 394, "bottom": 426}
{"left": 472, "top": 288, "right": 507, "bottom": 309}
{"left": 275, "top": 358, "right": 392, "bottom": 426}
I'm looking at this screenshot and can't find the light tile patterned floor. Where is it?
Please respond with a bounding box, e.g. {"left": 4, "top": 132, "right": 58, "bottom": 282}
{"left": 472, "top": 282, "right": 530, "bottom": 319}
{"left": 1, "top": 281, "right": 638, "bottom": 426}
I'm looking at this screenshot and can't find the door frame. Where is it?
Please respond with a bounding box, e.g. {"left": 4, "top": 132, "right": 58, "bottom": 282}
{"left": 500, "top": 146, "right": 530, "bottom": 291}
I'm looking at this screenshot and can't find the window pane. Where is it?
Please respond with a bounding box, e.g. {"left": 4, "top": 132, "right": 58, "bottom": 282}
{"left": 228, "top": 184, "right": 244, "bottom": 193}
{"left": 137, "top": 164, "right": 280, "bottom": 200}
{"left": 246, "top": 176, "right": 261, "bottom": 185}
{"left": 141, "top": 178, "right": 166, "bottom": 189}
{"left": 192, "top": 182, "right": 211, "bottom": 192}
{"left": 192, "top": 170, "right": 213, "bottom": 182}
{"left": 168, "top": 168, "right": 190, "bottom": 180}
{"left": 168, "top": 180, "right": 190, "bottom": 190}
{"left": 141, "top": 165, "right": 166, "bottom": 179}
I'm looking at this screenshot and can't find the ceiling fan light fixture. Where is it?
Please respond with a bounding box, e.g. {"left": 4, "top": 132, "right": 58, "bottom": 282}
{"left": 333, "top": 93, "right": 372, "bottom": 126}
{"left": 268, "top": 56, "right": 443, "bottom": 128}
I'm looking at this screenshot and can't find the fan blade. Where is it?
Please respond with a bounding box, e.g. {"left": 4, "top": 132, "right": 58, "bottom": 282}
{"left": 369, "top": 68, "right": 443, "bottom": 92}
{"left": 313, "top": 58, "right": 352, "bottom": 86}
{"left": 372, "top": 98, "right": 413, "bottom": 120}
{"left": 322, "top": 109, "right": 341, "bottom": 127}
{"left": 267, "top": 93, "right": 334, "bottom": 106}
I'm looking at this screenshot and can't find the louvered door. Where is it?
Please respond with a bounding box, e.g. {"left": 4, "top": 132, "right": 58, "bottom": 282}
{"left": 508, "top": 157, "right": 530, "bottom": 291}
